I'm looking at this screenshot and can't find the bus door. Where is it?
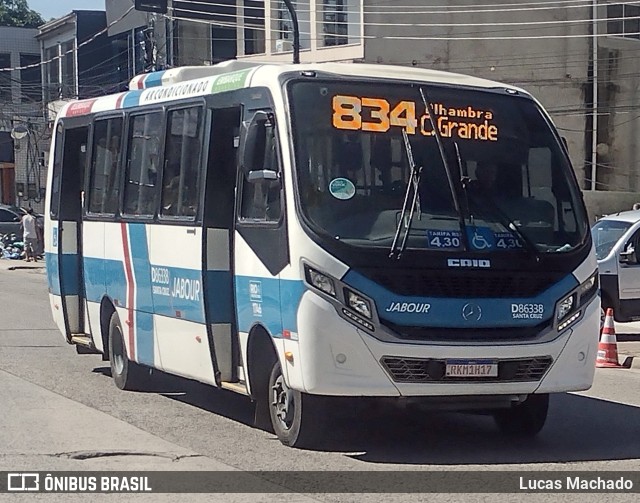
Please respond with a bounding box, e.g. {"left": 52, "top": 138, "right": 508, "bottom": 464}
{"left": 233, "top": 109, "right": 289, "bottom": 385}
{"left": 51, "top": 124, "right": 89, "bottom": 342}
{"left": 202, "top": 107, "right": 243, "bottom": 385}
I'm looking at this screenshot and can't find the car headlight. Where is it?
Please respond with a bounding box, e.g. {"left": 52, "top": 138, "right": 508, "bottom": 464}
{"left": 304, "top": 266, "right": 336, "bottom": 296}
{"left": 345, "top": 289, "right": 372, "bottom": 319}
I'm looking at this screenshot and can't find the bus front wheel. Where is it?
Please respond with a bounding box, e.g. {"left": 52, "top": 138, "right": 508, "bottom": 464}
{"left": 493, "top": 393, "right": 549, "bottom": 437}
{"left": 108, "top": 312, "right": 146, "bottom": 391}
{"left": 268, "top": 361, "right": 319, "bottom": 447}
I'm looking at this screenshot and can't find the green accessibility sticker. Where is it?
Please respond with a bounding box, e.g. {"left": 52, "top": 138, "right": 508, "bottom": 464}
{"left": 329, "top": 178, "right": 356, "bottom": 200}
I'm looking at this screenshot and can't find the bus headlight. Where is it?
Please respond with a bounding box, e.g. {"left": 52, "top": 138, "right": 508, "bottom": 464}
{"left": 555, "top": 271, "right": 598, "bottom": 332}
{"left": 557, "top": 294, "right": 576, "bottom": 321}
{"left": 304, "top": 266, "right": 336, "bottom": 296}
{"left": 345, "top": 289, "right": 372, "bottom": 319}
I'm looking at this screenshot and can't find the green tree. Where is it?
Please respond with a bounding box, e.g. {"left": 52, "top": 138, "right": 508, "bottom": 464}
{"left": 0, "top": 0, "right": 45, "bottom": 28}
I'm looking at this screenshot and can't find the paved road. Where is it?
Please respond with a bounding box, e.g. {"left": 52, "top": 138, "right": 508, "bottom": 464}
{"left": 1, "top": 265, "right": 639, "bottom": 501}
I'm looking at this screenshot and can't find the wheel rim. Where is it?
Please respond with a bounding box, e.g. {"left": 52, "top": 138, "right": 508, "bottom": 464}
{"left": 112, "top": 325, "right": 125, "bottom": 375}
{"left": 272, "top": 372, "right": 295, "bottom": 431}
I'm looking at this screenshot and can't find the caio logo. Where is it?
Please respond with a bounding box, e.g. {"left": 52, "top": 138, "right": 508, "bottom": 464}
{"left": 447, "top": 258, "right": 491, "bottom": 268}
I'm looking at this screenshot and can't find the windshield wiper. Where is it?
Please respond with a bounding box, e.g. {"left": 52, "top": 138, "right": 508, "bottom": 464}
{"left": 419, "top": 87, "right": 469, "bottom": 250}
{"left": 389, "top": 129, "right": 422, "bottom": 259}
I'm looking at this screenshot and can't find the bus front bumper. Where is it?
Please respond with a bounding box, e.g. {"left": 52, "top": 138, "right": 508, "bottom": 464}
{"left": 284, "top": 292, "right": 600, "bottom": 397}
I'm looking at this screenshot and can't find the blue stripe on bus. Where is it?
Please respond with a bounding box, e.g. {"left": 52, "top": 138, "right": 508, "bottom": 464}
{"left": 341, "top": 270, "right": 579, "bottom": 328}
{"left": 127, "top": 223, "right": 155, "bottom": 365}
{"left": 135, "top": 311, "right": 154, "bottom": 366}
{"left": 122, "top": 90, "right": 142, "bottom": 109}
{"left": 205, "top": 270, "right": 233, "bottom": 323}
{"left": 235, "top": 276, "right": 306, "bottom": 338}
{"left": 143, "top": 71, "right": 165, "bottom": 88}
{"left": 46, "top": 252, "right": 80, "bottom": 296}
{"left": 152, "top": 265, "right": 206, "bottom": 324}
{"left": 46, "top": 252, "right": 61, "bottom": 296}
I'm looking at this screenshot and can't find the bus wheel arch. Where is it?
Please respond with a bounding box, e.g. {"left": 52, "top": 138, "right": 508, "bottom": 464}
{"left": 99, "top": 297, "right": 116, "bottom": 361}
{"left": 246, "top": 324, "right": 320, "bottom": 447}
{"left": 246, "top": 324, "right": 278, "bottom": 431}
{"left": 107, "top": 309, "right": 147, "bottom": 391}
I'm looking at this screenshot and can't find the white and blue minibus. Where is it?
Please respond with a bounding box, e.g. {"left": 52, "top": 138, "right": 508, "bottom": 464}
{"left": 45, "top": 60, "right": 599, "bottom": 447}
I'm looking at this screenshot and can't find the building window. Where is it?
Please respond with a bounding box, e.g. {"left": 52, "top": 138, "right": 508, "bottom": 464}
{"left": 322, "top": 0, "right": 348, "bottom": 46}
{"left": 20, "top": 54, "right": 41, "bottom": 103}
{"left": 608, "top": 3, "right": 640, "bottom": 39}
{"left": 44, "top": 46, "right": 59, "bottom": 102}
{"left": 0, "top": 53, "right": 12, "bottom": 102}
{"left": 272, "top": 0, "right": 310, "bottom": 52}
{"left": 244, "top": 0, "right": 265, "bottom": 55}
{"left": 61, "top": 40, "right": 76, "bottom": 98}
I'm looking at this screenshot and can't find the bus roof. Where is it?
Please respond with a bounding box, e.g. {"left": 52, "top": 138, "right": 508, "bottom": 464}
{"left": 58, "top": 60, "right": 528, "bottom": 119}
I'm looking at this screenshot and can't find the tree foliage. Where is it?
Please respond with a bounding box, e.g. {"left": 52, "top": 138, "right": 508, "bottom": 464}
{"left": 0, "top": 0, "right": 45, "bottom": 28}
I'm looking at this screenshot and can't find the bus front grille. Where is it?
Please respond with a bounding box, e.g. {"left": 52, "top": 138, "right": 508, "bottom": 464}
{"left": 380, "top": 356, "right": 553, "bottom": 383}
{"left": 361, "top": 269, "right": 561, "bottom": 298}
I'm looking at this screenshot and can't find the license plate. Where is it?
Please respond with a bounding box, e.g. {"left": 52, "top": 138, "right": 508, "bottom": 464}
{"left": 445, "top": 359, "right": 498, "bottom": 377}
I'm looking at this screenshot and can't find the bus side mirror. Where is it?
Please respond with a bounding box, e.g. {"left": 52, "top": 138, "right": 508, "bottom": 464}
{"left": 240, "top": 111, "right": 272, "bottom": 178}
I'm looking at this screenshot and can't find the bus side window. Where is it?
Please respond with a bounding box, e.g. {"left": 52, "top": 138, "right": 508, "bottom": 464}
{"left": 161, "top": 107, "right": 203, "bottom": 218}
{"left": 239, "top": 122, "right": 281, "bottom": 222}
{"left": 88, "top": 117, "right": 122, "bottom": 215}
{"left": 123, "top": 111, "right": 163, "bottom": 217}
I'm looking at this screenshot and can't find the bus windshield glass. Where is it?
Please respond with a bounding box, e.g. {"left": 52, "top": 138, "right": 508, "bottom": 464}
{"left": 289, "top": 81, "right": 588, "bottom": 254}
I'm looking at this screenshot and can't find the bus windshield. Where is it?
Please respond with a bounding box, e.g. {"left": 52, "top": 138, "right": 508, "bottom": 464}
{"left": 289, "top": 81, "right": 588, "bottom": 254}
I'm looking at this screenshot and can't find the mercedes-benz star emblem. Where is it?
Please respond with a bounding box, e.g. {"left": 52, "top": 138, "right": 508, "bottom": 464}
{"left": 462, "top": 303, "right": 482, "bottom": 321}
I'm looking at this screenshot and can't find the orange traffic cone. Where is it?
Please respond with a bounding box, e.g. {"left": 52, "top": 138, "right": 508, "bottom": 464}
{"left": 596, "top": 308, "right": 624, "bottom": 368}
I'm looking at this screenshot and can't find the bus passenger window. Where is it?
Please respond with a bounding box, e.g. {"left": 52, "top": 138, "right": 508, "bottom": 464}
{"left": 88, "top": 118, "right": 122, "bottom": 215}
{"left": 161, "top": 107, "right": 203, "bottom": 218}
{"left": 123, "top": 112, "right": 163, "bottom": 216}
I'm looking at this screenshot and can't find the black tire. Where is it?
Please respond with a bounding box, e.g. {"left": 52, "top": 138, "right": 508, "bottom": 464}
{"left": 268, "top": 361, "right": 319, "bottom": 448}
{"left": 108, "top": 312, "right": 147, "bottom": 391}
{"left": 493, "top": 393, "right": 549, "bottom": 437}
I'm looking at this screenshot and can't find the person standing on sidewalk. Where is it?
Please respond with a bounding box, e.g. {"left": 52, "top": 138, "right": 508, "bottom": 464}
{"left": 21, "top": 208, "right": 38, "bottom": 262}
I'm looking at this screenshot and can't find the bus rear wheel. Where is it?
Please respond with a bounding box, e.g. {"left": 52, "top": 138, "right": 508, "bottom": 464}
{"left": 108, "top": 312, "right": 146, "bottom": 391}
{"left": 493, "top": 393, "right": 549, "bottom": 437}
{"left": 268, "top": 361, "right": 319, "bottom": 448}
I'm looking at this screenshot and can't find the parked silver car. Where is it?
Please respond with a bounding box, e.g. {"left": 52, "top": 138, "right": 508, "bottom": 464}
{"left": 0, "top": 204, "right": 25, "bottom": 236}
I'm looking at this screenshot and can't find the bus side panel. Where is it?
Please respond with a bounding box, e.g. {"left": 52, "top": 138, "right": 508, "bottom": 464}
{"left": 147, "top": 224, "right": 215, "bottom": 385}
{"left": 45, "top": 223, "right": 66, "bottom": 337}
{"left": 82, "top": 221, "right": 106, "bottom": 352}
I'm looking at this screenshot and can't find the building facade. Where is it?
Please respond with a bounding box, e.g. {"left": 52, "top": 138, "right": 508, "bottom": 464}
{"left": 0, "top": 26, "right": 44, "bottom": 211}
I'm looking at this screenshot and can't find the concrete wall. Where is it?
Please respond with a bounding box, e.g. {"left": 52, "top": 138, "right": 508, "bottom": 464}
{"left": 597, "top": 36, "right": 640, "bottom": 193}
{"left": 583, "top": 190, "right": 640, "bottom": 223}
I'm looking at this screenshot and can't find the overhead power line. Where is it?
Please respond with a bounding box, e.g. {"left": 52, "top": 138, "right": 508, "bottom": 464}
{"left": 0, "top": 5, "right": 135, "bottom": 74}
